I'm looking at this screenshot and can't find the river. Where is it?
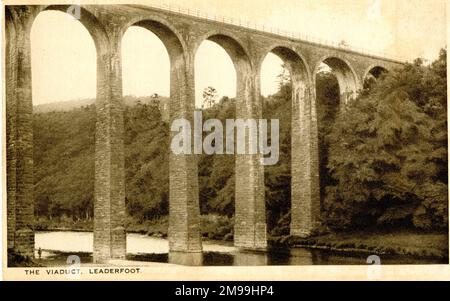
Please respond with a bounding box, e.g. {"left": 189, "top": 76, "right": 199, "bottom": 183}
{"left": 34, "top": 231, "right": 444, "bottom": 266}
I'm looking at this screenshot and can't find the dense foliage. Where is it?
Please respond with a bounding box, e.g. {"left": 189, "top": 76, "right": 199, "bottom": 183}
{"left": 34, "top": 99, "right": 170, "bottom": 222}
{"left": 33, "top": 50, "right": 447, "bottom": 234}
{"left": 34, "top": 105, "right": 95, "bottom": 220}
{"left": 324, "top": 49, "right": 448, "bottom": 231}
{"left": 123, "top": 100, "right": 170, "bottom": 221}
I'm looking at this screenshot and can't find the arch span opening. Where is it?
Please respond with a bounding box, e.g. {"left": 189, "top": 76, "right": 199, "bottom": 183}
{"left": 194, "top": 34, "right": 266, "bottom": 252}
{"left": 194, "top": 37, "right": 239, "bottom": 235}
{"left": 195, "top": 40, "right": 236, "bottom": 109}
{"left": 314, "top": 63, "right": 340, "bottom": 210}
{"left": 314, "top": 58, "right": 357, "bottom": 201}
{"left": 43, "top": 5, "right": 108, "bottom": 53}
{"left": 30, "top": 10, "right": 97, "bottom": 229}
{"left": 122, "top": 19, "right": 201, "bottom": 257}
{"left": 199, "top": 34, "right": 253, "bottom": 111}
{"left": 260, "top": 46, "right": 311, "bottom": 236}
{"left": 121, "top": 24, "right": 171, "bottom": 228}
{"left": 364, "top": 66, "right": 388, "bottom": 89}
{"left": 318, "top": 57, "right": 358, "bottom": 104}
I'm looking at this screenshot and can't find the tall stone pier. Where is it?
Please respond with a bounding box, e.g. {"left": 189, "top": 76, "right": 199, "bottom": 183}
{"left": 6, "top": 7, "right": 36, "bottom": 257}
{"left": 234, "top": 70, "right": 267, "bottom": 251}
{"left": 93, "top": 25, "right": 127, "bottom": 263}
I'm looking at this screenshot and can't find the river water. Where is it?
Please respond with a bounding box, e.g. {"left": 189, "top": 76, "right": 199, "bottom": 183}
{"left": 34, "top": 231, "right": 444, "bottom": 266}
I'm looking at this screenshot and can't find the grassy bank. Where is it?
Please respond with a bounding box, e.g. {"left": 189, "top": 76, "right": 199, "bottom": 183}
{"left": 271, "top": 230, "right": 449, "bottom": 260}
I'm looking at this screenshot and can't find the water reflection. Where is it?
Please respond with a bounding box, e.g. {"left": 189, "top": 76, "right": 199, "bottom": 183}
{"left": 163, "top": 251, "right": 270, "bottom": 266}
{"left": 267, "top": 248, "right": 315, "bottom": 265}
{"left": 169, "top": 252, "right": 203, "bottom": 266}
{"left": 233, "top": 251, "right": 268, "bottom": 266}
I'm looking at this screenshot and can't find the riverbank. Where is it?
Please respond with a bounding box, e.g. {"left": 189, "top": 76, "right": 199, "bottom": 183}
{"left": 271, "top": 230, "right": 449, "bottom": 260}
{"left": 33, "top": 217, "right": 448, "bottom": 260}
{"left": 16, "top": 231, "right": 447, "bottom": 267}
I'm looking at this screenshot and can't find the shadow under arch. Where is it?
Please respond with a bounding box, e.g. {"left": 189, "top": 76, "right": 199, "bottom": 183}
{"left": 363, "top": 65, "right": 388, "bottom": 89}
{"left": 315, "top": 56, "right": 359, "bottom": 104}
{"left": 366, "top": 65, "right": 388, "bottom": 79}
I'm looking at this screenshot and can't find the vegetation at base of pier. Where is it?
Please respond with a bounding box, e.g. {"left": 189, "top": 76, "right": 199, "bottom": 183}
{"left": 7, "top": 249, "right": 43, "bottom": 267}
{"left": 32, "top": 50, "right": 447, "bottom": 254}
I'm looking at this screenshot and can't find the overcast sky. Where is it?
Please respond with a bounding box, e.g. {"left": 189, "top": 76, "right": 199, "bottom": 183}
{"left": 30, "top": 0, "right": 447, "bottom": 107}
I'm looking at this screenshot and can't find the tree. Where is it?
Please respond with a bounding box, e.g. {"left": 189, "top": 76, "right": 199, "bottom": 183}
{"left": 338, "top": 40, "right": 349, "bottom": 48}
{"left": 202, "top": 86, "right": 219, "bottom": 109}
{"left": 316, "top": 71, "right": 340, "bottom": 202}
{"left": 324, "top": 49, "right": 448, "bottom": 231}
{"left": 276, "top": 64, "right": 291, "bottom": 96}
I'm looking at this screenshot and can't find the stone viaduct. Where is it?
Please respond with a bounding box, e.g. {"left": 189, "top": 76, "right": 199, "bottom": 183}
{"left": 5, "top": 4, "right": 404, "bottom": 263}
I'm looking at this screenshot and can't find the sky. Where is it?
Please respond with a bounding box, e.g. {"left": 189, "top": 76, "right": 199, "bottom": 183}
{"left": 30, "top": 0, "right": 447, "bottom": 107}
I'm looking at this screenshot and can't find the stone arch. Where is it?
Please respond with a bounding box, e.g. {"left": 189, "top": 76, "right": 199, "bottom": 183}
{"left": 197, "top": 33, "right": 254, "bottom": 113}
{"left": 120, "top": 16, "right": 186, "bottom": 63}
{"left": 193, "top": 30, "right": 252, "bottom": 67}
{"left": 120, "top": 18, "right": 187, "bottom": 114}
{"left": 30, "top": 8, "right": 99, "bottom": 103}
{"left": 365, "top": 65, "right": 388, "bottom": 79}
{"left": 194, "top": 32, "right": 254, "bottom": 122}
{"left": 40, "top": 5, "right": 109, "bottom": 54}
{"left": 194, "top": 32, "right": 253, "bottom": 100}
{"left": 258, "top": 44, "right": 311, "bottom": 82}
{"left": 363, "top": 65, "right": 389, "bottom": 89}
{"left": 206, "top": 34, "right": 252, "bottom": 74}
{"left": 120, "top": 18, "right": 186, "bottom": 107}
{"left": 261, "top": 45, "right": 312, "bottom": 98}
{"left": 193, "top": 32, "right": 253, "bottom": 96}
{"left": 315, "top": 56, "right": 360, "bottom": 104}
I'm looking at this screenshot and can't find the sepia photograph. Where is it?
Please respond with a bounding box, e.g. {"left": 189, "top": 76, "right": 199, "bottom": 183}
{"left": 1, "top": 0, "right": 449, "bottom": 281}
